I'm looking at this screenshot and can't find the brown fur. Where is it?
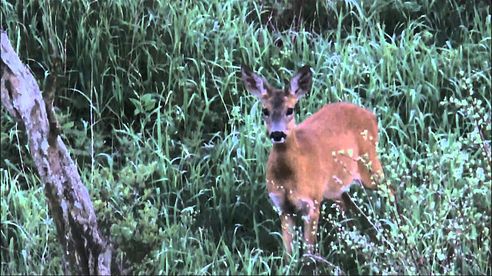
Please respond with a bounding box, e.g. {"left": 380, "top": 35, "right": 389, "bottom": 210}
{"left": 266, "top": 103, "right": 384, "bottom": 255}
{"left": 241, "top": 65, "right": 384, "bottom": 257}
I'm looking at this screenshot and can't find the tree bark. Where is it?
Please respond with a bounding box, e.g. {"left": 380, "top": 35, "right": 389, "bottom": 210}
{"left": 1, "top": 31, "right": 111, "bottom": 275}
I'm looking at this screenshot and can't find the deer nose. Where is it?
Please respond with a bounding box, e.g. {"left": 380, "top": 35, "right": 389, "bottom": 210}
{"left": 270, "top": 131, "right": 287, "bottom": 143}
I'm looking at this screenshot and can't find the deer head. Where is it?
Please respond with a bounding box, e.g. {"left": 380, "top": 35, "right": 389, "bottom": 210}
{"left": 241, "top": 65, "right": 313, "bottom": 143}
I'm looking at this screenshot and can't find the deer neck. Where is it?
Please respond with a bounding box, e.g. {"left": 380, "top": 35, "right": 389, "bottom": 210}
{"left": 268, "top": 128, "right": 300, "bottom": 190}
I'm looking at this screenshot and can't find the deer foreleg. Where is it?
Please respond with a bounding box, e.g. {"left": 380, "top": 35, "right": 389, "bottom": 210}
{"left": 299, "top": 198, "right": 321, "bottom": 255}
{"left": 270, "top": 192, "right": 296, "bottom": 256}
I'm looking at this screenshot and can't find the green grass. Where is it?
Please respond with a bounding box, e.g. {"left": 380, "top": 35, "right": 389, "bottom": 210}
{"left": 1, "top": 0, "right": 490, "bottom": 274}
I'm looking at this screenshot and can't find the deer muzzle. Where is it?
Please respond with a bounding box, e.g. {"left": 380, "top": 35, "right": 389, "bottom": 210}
{"left": 270, "top": 131, "right": 287, "bottom": 143}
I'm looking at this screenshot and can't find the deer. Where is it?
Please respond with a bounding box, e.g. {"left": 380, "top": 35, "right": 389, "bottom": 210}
{"left": 240, "top": 64, "right": 385, "bottom": 259}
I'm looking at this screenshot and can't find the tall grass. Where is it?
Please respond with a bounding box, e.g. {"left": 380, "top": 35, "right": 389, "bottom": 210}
{"left": 1, "top": 0, "right": 490, "bottom": 274}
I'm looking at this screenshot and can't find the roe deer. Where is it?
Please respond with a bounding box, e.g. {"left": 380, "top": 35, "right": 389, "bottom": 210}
{"left": 241, "top": 65, "right": 384, "bottom": 257}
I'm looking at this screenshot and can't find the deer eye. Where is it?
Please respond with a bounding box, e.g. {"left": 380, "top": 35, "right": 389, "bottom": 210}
{"left": 286, "top": 108, "right": 294, "bottom": 116}
{"left": 262, "top": 108, "right": 270, "bottom": 117}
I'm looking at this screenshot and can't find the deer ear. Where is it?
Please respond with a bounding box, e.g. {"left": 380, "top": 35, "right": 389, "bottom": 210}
{"left": 241, "top": 65, "right": 268, "bottom": 98}
{"left": 289, "top": 65, "right": 312, "bottom": 98}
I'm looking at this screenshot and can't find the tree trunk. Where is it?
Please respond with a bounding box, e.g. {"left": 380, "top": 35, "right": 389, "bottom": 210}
{"left": 1, "top": 31, "right": 111, "bottom": 275}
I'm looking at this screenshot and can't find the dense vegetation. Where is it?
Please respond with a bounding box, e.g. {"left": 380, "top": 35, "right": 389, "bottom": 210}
{"left": 1, "top": 0, "right": 490, "bottom": 274}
